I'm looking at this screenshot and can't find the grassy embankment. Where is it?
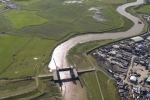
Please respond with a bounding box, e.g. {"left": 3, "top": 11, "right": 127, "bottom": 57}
{"left": 32, "top": 78, "right": 62, "bottom": 100}
{"left": 136, "top": 4, "right": 150, "bottom": 14}
{"left": 0, "top": 80, "right": 38, "bottom": 99}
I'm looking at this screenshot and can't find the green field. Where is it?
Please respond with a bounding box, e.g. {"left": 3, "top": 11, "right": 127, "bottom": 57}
{"left": 0, "top": 36, "right": 56, "bottom": 78}
{"left": 81, "top": 72, "right": 103, "bottom": 100}
{"left": 0, "top": 35, "right": 30, "bottom": 73}
{"left": 97, "top": 72, "right": 119, "bottom": 100}
{"left": 101, "top": 0, "right": 123, "bottom": 4}
{"left": 137, "top": 5, "right": 150, "bottom": 14}
{"left": 33, "top": 79, "right": 62, "bottom": 100}
{"left": 0, "top": 3, "right": 6, "bottom": 12}
{"left": 0, "top": 16, "right": 11, "bottom": 33}
{"left": 4, "top": 10, "right": 48, "bottom": 29}
{"left": 71, "top": 54, "right": 93, "bottom": 70}
{"left": 0, "top": 80, "right": 36, "bottom": 98}
{"left": 12, "top": 0, "right": 41, "bottom": 6}
{"left": 81, "top": 71, "right": 119, "bottom": 100}
{"left": 6, "top": 0, "right": 123, "bottom": 40}
{"left": 10, "top": 22, "right": 75, "bottom": 40}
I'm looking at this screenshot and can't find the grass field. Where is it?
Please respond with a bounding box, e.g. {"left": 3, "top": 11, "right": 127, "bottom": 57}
{"left": 0, "top": 3, "right": 6, "bottom": 12}
{"left": 68, "top": 39, "right": 119, "bottom": 55}
{"left": 97, "top": 71, "right": 119, "bottom": 100}
{"left": 101, "top": 0, "right": 124, "bottom": 4}
{"left": 0, "top": 16, "right": 11, "bottom": 33}
{"left": 0, "top": 35, "right": 30, "bottom": 73}
{"left": 81, "top": 72, "right": 103, "bottom": 100}
{"left": 33, "top": 79, "right": 62, "bottom": 100}
{"left": 137, "top": 5, "right": 150, "bottom": 14}
{"left": 0, "top": 80, "right": 36, "bottom": 98}
{"left": 0, "top": 36, "right": 56, "bottom": 78}
{"left": 10, "top": 22, "right": 75, "bottom": 40}
{"left": 4, "top": 10, "right": 48, "bottom": 29}
{"left": 71, "top": 54, "right": 93, "bottom": 70}
{"left": 12, "top": 0, "right": 41, "bottom": 6}
{"left": 6, "top": 0, "right": 123, "bottom": 39}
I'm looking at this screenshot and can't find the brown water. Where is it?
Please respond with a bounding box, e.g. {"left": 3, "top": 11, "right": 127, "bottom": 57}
{"left": 48, "top": 0, "right": 144, "bottom": 99}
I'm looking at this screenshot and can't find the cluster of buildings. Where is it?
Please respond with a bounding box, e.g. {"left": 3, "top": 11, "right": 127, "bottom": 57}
{"left": 0, "top": 0, "right": 21, "bottom": 10}
{"left": 92, "top": 34, "right": 150, "bottom": 100}
{"left": 0, "top": 0, "right": 10, "bottom": 3}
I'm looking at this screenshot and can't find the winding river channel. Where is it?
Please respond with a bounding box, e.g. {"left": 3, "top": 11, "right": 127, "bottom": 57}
{"left": 48, "top": 0, "right": 144, "bottom": 99}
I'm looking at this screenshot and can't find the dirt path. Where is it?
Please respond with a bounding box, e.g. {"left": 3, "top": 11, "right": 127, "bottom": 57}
{"left": 95, "top": 71, "right": 104, "bottom": 100}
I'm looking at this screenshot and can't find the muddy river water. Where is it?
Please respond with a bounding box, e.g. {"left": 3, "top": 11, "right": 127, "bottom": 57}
{"left": 48, "top": 0, "right": 144, "bottom": 99}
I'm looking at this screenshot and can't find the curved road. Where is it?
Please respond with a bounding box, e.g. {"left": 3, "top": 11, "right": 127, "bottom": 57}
{"left": 48, "top": 0, "right": 144, "bottom": 99}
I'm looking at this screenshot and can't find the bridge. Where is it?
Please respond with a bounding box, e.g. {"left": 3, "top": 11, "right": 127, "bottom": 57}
{"left": 38, "top": 67, "right": 96, "bottom": 82}
{"left": 77, "top": 68, "right": 96, "bottom": 74}
{"left": 38, "top": 74, "right": 53, "bottom": 78}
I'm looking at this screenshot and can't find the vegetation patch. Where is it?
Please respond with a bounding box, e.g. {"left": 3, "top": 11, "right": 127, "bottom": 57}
{"left": 71, "top": 54, "right": 93, "bottom": 70}
{"left": 136, "top": 4, "right": 150, "bottom": 14}
{"left": 0, "top": 80, "right": 36, "bottom": 98}
{"left": 10, "top": 22, "right": 75, "bottom": 40}
{"left": 7, "top": 0, "right": 123, "bottom": 39}
{"left": 81, "top": 72, "right": 102, "bottom": 100}
{"left": 0, "top": 35, "right": 30, "bottom": 73}
{"left": 0, "top": 3, "right": 7, "bottom": 12}
{"left": 33, "top": 79, "right": 62, "bottom": 100}
{"left": 97, "top": 71, "right": 119, "bottom": 100}
{"left": 0, "top": 16, "right": 11, "bottom": 33}
{"left": 101, "top": 0, "right": 124, "bottom": 4}
{"left": 4, "top": 10, "right": 48, "bottom": 29}
{"left": 13, "top": 0, "right": 41, "bottom": 6}
{"left": 0, "top": 36, "right": 56, "bottom": 78}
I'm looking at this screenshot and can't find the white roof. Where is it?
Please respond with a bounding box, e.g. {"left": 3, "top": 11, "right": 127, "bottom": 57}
{"left": 147, "top": 36, "right": 150, "bottom": 41}
{"left": 112, "top": 45, "right": 119, "bottom": 48}
{"left": 108, "top": 51, "right": 116, "bottom": 55}
{"left": 130, "top": 76, "right": 137, "bottom": 82}
{"left": 146, "top": 76, "right": 150, "bottom": 82}
{"left": 131, "top": 36, "right": 144, "bottom": 42}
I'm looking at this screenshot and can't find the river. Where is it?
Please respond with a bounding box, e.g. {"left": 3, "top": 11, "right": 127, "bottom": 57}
{"left": 48, "top": 0, "right": 144, "bottom": 100}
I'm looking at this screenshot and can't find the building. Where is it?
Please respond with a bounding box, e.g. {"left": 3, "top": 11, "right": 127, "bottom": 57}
{"left": 130, "top": 76, "right": 137, "bottom": 83}
{"left": 146, "top": 76, "right": 150, "bottom": 83}
{"left": 130, "top": 36, "right": 144, "bottom": 42}
{"left": 147, "top": 36, "right": 150, "bottom": 41}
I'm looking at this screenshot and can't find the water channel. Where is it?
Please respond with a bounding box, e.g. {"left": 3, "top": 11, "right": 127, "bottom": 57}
{"left": 48, "top": 0, "right": 144, "bottom": 99}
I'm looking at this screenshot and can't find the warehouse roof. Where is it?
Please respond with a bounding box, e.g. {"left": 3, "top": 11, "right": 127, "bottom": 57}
{"left": 130, "top": 36, "right": 144, "bottom": 42}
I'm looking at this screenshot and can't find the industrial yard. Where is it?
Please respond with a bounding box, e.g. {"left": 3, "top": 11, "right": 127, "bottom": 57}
{"left": 92, "top": 34, "right": 150, "bottom": 100}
